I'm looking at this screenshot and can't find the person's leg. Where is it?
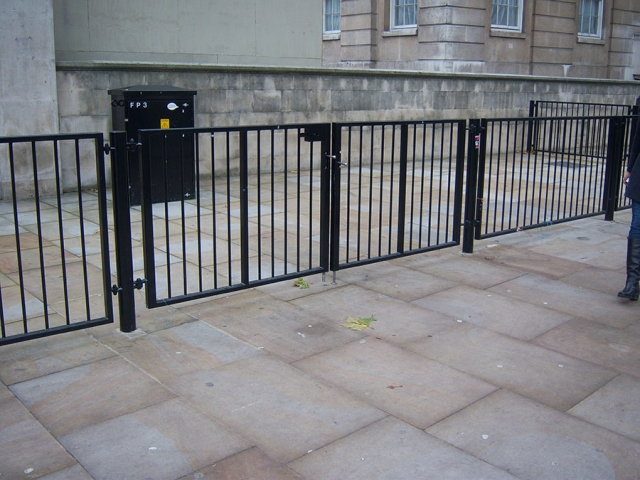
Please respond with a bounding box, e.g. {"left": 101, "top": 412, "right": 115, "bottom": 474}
{"left": 619, "top": 200, "right": 640, "bottom": 300}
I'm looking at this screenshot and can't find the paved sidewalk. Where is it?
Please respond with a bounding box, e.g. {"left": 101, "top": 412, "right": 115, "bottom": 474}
{"left": 1, "top": 211, "right": 640, "bottom": 479}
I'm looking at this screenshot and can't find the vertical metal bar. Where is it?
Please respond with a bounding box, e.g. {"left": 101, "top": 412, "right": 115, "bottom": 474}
{"left": 52, "top": 140, "right": 71, "bottom": 324}
{"left": 396, "top": 124, "right": 408, "bottom": 254}
{"left": 8, "top": 143, "right": 29, "bottom": 329}
{"left": 319, "top": 124, "right": 331, "bottom": 273}
{"left": 462, "top": 119, "right": 481, "bottom": 253}
{"left": 452, "top": 120, "right": 466, "bottom": 244}
{"left": 140, "top": 131, "right": 157, "bottom": 307}
{"left": 95, "top": 134, "right": 114, "bottom": 325}
{"left": 110, "top": 131, "right": 137, "bottom": 332}
{"left": 604, "top": 116, "right": 625, "bottom": 220}
{"left": 270, "top": 129, "right": 276, "bottom": 277}
{"left": 329, "top": 123, "right": 342, "bottom": 272}
{"left": 239, "top": 130, "right": 250, "bottom": 285}
{"left": 31, "top": 141, "right": 51, "bottom": 326}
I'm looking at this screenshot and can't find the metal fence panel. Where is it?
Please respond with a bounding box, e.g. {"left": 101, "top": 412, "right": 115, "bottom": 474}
{"left": 0, "top": 133, "right": 113, "bottom": 345}
{"left": 330, "top": 120, "right": 465, "bottom": 271}
{"left": 138, "top": 124, "right": 331, "bottom": 308}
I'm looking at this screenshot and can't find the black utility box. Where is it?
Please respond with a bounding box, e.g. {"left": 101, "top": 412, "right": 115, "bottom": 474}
{"left": 108, "top": 85, "right": 197, "bottom": 205}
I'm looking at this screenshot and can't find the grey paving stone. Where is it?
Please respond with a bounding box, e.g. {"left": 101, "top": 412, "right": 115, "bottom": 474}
{"left": 181, "top": 289, "right": 358, "bottom": 363}
{"left": 488, "top": 273, "right": 635, "bottom": 329}
{"left": 406, "top": 323, "right": 617, "bottom": 411}
{"left": 0, "top": 384, "right": 76, "bottom": 479}
{"left": 0, "top": 330, "right": 115, "bottom": 385}
{"left": 333, "top": 262, "right": 455, "bottom": 302}
{"left": 58, "top": 398, "right": 251, "bottom": 480}
{"left": 412, "top": 284, "right": 573, "bottom": 340}
{"left": 531, "top": 237, "right": 626, "bottom": 270}
{"left": 294, "top": 338, "right": 497, "bottom": 429}
{"left": 533, "top": 318, "right": 640, "bottom": 379}
{"left": 289, "top": 416, "right": 518, "bottom": 480}
{"left": 568, "top": 375, "right": 640, "bottom": 442}
{"left": 98, "top": 320, "right": 259, "bottom": 384}
{"left": 562, "top": 265, "right": 626, "bottom": 296}
{"left": 470, "top": 244, "right": 587, "bottom": 279}
{"left": 290, "top": 284, "right": 455, "bottom": 345}
{"left": 168, "top": 354, "right": 386, "bottom": 463}
{"left": 9, "top": 356, "right": 176, "bottom": 437}
{"left": 427, "top": 390, "right": 640, "bottom": 480}
{"left": 179, "top": 447, "right": 304, "bottom": 480}
{"left": 39, "top": 464, "right": 93, "bottom": 480}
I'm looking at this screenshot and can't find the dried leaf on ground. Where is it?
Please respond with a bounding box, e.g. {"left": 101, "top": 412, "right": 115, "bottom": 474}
{"left": 341, "top": 315, "right": 376, "bottom": 331}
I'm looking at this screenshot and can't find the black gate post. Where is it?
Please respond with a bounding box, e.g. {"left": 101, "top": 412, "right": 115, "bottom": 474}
{"left": 329, "top": 123, "right": 343, "bottom": 275}
{"left": 462, "top": 119, "right": 482, "bottom": 253}
{"left": 110, "top": 131, "right": 137, "bottom": 332}
{"left": 396, "top": 124, "right": 409, "bottom": 254}
{"left": 603, "top": 116, "right": 626, "bottom": 221}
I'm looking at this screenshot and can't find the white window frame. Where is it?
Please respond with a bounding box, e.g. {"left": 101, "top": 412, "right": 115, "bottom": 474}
{"left": 491, "top": 0, "right": 523, "bottom": 32}
{"left": 578, "top": 0, "right": 603, "bottom": 38}
{"left": 391, "top": 0, "right": 417, "bottom": 30}
{"left": 324, "top": 0, "right": 340, "bottom": 34}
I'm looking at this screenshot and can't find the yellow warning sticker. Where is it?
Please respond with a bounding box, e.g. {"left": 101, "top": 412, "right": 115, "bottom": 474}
{"left": 160, "top": 119, "right": 170, "bottom": 129}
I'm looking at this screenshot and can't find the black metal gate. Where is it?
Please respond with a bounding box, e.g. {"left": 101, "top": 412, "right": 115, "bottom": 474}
{"left": 0, "top": 133, "right": 113, "bottom": 345}
{"left": 135, "top": 124, "right": 331, "bottom": 308}
{"left": 329, "top": 120, "right": 466, "bottom": 271}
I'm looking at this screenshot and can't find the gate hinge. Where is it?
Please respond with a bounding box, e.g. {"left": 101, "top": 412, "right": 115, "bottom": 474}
{"left": 103, "top": 143, "right": 115, "bottom": 155}
{"left": 133, "top": 278, "right": 147, "bottom": 290}
{"left": 111, "top": 284, "right": 123, "bottom": 296}
{"left": 126, "top": 140, "right": 142, "bottom": 152}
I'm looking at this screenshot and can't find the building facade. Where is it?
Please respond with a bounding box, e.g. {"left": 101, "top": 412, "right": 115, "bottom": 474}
{"left": 323, "top": 0, "right": 640, "bottom": 80}
{"left": 1, "top": 0, "right": 640, "bottom": 142}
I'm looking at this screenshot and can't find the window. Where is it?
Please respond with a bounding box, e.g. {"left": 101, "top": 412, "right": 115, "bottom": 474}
{"left": 391, "top": 0, "right": 417, "bottom": 29}
{"left": 578, "top": 0, "right": 602, "bottom": 38}
{"left": 491, "top": 0, "right": 522, "bottom": 31}
{"left": 324, "top": 0, "right": 340, "bottom": 33}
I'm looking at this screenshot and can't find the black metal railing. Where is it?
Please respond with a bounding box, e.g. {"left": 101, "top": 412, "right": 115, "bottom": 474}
{"left": 330, "top": 120, "right": 465, "bottom": 271}
{"left": 136, "top": 124, "right": 331, "bottom": 308}
{"left": 1, "top": 102, "right": 636, "bottom": 342}
{"left": 463, "top": 115, "right": 630, "bottom": 252}
{"left": 0, "top": 133, "right": 113, "bottom": 345}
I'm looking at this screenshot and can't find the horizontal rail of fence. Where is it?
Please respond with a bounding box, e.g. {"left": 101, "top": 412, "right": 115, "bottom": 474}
{"left": 464, "top": 115, "right": 630, "bottom": 250}
{"left": 134, "top": 124, "right": 331, "bottom": 308}
{"left": 330, "top": 120, "right": 465, "bottom": 271}
{"left": 0, "top": 133, "right": 113, "bottom": 345}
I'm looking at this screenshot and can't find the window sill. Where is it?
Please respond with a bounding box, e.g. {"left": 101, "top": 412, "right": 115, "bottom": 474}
{"left": 577, "top": 36, "right": 605, "bottom": 45}
{"left": 490, "top": 29, "right": 525, "bottom": 39}
{"left": 382, "top": 27, "right": 417, "bottom": 38}
{"left": 323, "top": 32, "right": 340, "bottom": 41}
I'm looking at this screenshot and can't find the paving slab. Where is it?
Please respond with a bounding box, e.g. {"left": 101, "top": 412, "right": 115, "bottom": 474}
{"left": 293, "top": 338, "right": 497, "bottom": 429}
{"left": 487, "top": 273, "right": 636, "bottom": 328}
{"left": 411, "top": 284, "right": 573, "bottom": 340}
{"left": 568, "top": 375, "right": 640, "bottom": 442}
{"left": 0, "top": 330, "right": 115, "bottom": 385}
{"left": 332, "top": 262, "right": 455, "bottom": 302}
{"left": 561, "top": 265, "right": 626, "bottom": 296}
{"left": 427, "top": 389, "right": 640, "bottom": 480}
{"left": 471, "top": 244, "right": 587, "bottom": 279}
{"left": 392, "top": 250, "right": 524, "bottom": 289}
{"left": 290, "top": 284, "right": 455, "bottom": 345}
{"left": 9, "top": 355, "right": 176, "bottom": 437}
{"left": 406, "top": 323, "right": 617, "bottom": 411}
{"left": 181, "top": 289, "right": 357, "bottom": 363}
{"left": 95, "top": 320, "right": 258, "bottom": 384}
{"left": 168, "top": 353, "right": 386, "bottom": 463}
{"left": 39, "top": 464, "right": 93, "bottom": 480}
{"left": 0, "top": 384, "right": 76, "bottom": 479}
{"left": 533, "top": 318, "right": 640, "bottom": 379}
{"left": 530, "top": 237, "right": 626, "bottom": 270}
{"left": 179, "top": 447, "right": 304, "bottom": 480}
{"left": 58, "top": 398, "right": 251, "bottom": 480}
{"left": 288, "top": 416, "right": 518, "bottom": 480}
